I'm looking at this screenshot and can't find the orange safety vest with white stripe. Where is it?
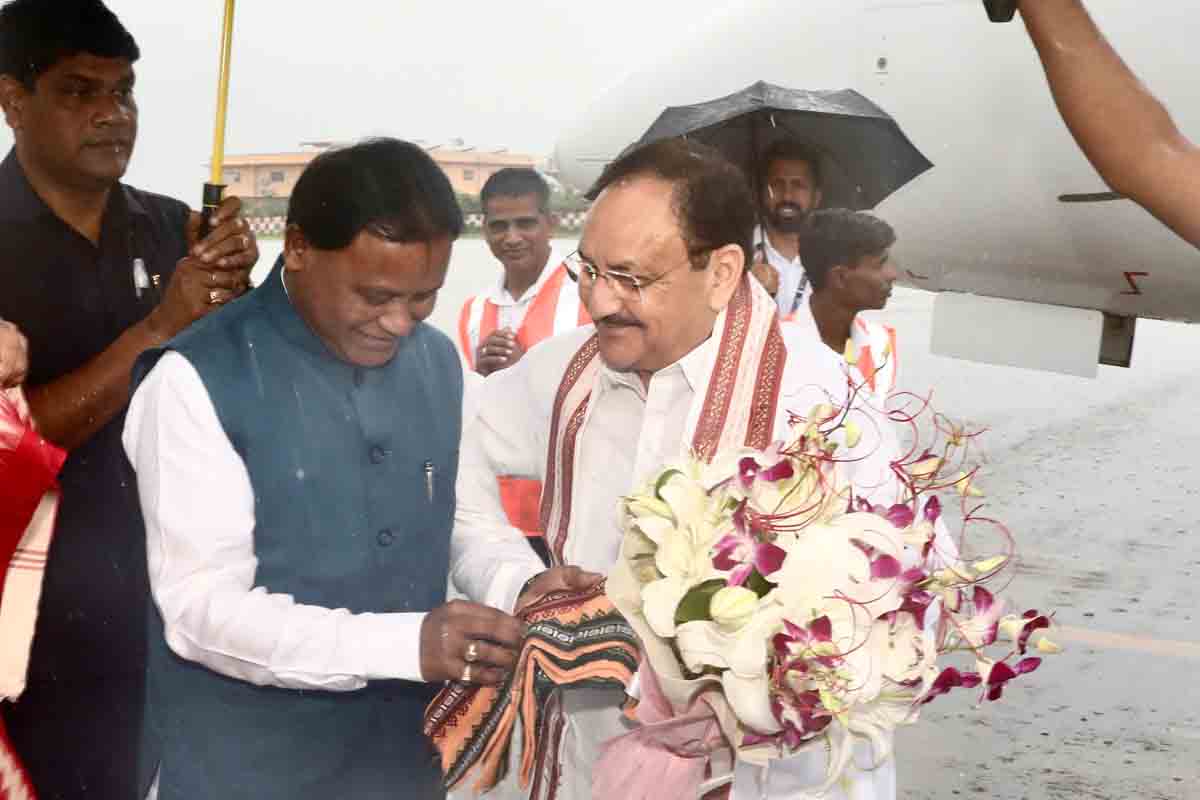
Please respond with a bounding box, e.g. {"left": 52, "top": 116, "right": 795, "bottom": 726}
{"left": 457, "top": 261, "right": 590, "bottom": 372}
{"left": 457, "top": 261, "right": 591, "bottom": 544}
{"left": 783, "top": 308, "right": 899, "bottom": 396}
{"left": 849, "top": 315, "right": 899, "bottom": 396}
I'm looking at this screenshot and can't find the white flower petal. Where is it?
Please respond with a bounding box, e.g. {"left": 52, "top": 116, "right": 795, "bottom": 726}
{"left": 722, "top": 672, "right": 781, "bottom": 736}
{"left": 641, "top": 576, "right": 690, "bottom": 638}
{"left": 635, "top": 515, "right": 675, "bottom": 547}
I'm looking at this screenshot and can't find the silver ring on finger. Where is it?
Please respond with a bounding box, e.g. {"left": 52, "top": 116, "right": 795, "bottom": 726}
{"left": 461, "top": 663, "right": 472, "bottom": 684}
{"left": 208, "top": 289, "right": 221, "bottom": 305}
{"left": 464, "top": 640, "right": 480, "bottom": 664}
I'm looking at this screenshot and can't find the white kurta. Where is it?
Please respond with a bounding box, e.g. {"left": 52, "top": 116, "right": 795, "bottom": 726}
{"left": 451, "top": 316, "right": 908, "bottom": 800}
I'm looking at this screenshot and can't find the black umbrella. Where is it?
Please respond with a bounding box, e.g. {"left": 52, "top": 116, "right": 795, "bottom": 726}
{"left": 625, "top": 81, "right": 933, "bottom": 211}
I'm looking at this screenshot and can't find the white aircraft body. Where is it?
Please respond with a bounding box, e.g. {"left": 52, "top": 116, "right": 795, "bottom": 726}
{"left": 554, "top": 0, "right": 1200, "bottom": 377}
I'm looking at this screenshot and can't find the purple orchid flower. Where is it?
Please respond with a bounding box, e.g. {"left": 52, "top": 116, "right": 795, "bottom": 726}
{"left": 1016, "top": 612, "right": 1052, "bottom": 655}
{"left": 855, "top": 497, "right": 917, "bottom": 529}
{"left": 983, "top": 657, "right": 1041, "bottom": 702}
{"left": 713, "top": 503, "right": 787, "bottom": 585}
{"left": 737, "top": 455, "right": 794, "bottom": 490}
{"left": 921, "top": 666, "right": 982, "bottom": 705}
{"left": 850, "top": 538, "right": 906, "bottom": 581}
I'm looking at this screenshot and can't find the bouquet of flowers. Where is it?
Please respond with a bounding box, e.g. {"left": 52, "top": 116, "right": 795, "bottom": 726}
{"left": 601, "top": 400, "right": 1058, "bottom": 796}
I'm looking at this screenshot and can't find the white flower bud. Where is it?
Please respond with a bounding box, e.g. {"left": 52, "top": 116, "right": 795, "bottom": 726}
{"left": 709, "top": 585, "right": 759, "bottom": 632}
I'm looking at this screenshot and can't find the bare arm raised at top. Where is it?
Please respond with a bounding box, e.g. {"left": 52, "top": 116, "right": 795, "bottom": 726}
{"left": 1019, "top": 0, "right": 1200, "bottom": 247}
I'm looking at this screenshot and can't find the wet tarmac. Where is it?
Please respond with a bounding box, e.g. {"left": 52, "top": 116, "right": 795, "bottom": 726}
{"left": 881, "top": 290, "right": 1200, "bottom": 800}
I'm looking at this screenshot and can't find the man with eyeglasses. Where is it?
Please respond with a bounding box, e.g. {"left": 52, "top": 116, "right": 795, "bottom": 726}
{"left": 449, "top": 138, "right": 911, "bottom": 800}
{"left": 456, "top": 168, "right": 589, "bottom": 378}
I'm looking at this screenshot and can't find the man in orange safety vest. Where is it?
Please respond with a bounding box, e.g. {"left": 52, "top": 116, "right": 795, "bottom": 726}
{"left": 458, "top": 168, "right": 589, "bottom": 377}
{"left": 457, "top": 168, "right": 590, "bottom": 561}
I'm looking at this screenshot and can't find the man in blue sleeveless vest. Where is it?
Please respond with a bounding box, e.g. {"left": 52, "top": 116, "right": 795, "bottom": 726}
{"left": 122, "top": 138, "right": 527, "bottom": 799}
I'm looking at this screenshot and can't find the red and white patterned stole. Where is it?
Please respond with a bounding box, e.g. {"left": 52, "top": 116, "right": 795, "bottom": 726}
{"left": 540, "top": 275, "right": 787, "bottom": 567}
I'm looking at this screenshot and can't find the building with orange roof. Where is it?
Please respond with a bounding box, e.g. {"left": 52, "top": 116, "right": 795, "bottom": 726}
{"left": 220, "top": 139, "right": 541, "bottom": 200}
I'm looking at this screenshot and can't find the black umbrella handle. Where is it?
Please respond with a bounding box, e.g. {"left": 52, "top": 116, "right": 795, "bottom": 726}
{"left": 199, "top": 182, "right": 225, "bottom": 240}
{"left": 983, "top": 0, "right": 1018, "bottom": 22}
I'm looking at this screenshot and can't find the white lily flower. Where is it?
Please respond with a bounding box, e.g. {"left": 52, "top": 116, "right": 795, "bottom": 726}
{"left": 641, "top": 575, "right": 692, "bottom": 638}
{"left": 722, "top": 671, "right": 782, "bottom": 736}
{"left": 774, "top": 514, "right": 908, "bottom": 621}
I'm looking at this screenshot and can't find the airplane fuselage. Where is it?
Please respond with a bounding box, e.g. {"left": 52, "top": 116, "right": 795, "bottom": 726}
{"left": 555, "top": 0, "right": 1200, "bottom": 330}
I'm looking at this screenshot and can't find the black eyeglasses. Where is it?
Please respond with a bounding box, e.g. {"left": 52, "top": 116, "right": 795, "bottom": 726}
{"left": 562, "top": 249, "right": 706, "bottom": 304}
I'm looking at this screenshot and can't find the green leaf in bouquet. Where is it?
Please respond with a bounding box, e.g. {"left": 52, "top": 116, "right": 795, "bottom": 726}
{"left": 744, "top": 569, "right": 776, "bottom": 599}
{"left": 654, "top": 468, "right": 685, "bottom": 502}
{"left": 674, "top": 578, "right": 727, "bottom": 626}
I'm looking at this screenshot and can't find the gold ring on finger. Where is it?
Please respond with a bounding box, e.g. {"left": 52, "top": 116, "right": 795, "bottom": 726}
{"left": 460, "top": 663, "right": 472, "bottom": 684}
{"left": 464, "top": 640, "right": 480, "bottom": 663}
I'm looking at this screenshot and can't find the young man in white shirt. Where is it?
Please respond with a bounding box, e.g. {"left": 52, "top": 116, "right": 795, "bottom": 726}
{"left": 790, "top": 208, "right": 901, "bottom": 398}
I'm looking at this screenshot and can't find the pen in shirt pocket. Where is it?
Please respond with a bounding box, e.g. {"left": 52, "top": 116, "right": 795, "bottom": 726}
{"left": 132, "top": 257, "right": 150, "bottom": 299}
{"left": 132, "top": 256, "right": 163, "bottom": 303}
{"left": 424, "top": 460, "right": 435, "bottom": 503}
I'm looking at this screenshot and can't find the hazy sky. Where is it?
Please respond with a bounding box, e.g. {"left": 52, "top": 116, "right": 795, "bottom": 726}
{"left": 0, "top": 0, "right": 724, "bottom": 207}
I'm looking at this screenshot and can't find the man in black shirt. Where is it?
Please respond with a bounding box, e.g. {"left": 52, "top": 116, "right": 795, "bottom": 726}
{"left": 0, "top": 1, "right": 258, "bottom": 797}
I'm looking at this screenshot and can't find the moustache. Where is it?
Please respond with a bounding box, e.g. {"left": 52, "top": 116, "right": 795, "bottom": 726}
{"left": 596, "top": 313, "right": 643, "bottom": 329}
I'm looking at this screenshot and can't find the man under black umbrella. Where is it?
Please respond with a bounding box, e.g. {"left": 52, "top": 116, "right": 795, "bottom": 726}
{"left": 748, "top": 139, "right": 824, "bottom": 319}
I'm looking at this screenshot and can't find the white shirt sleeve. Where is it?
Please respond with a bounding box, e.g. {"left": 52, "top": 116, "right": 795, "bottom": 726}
{"left": 122, "top": 352, "right": 427, "bottom": 691}
{"left": 450, "top": 360, "right": 547, "bottom": 614}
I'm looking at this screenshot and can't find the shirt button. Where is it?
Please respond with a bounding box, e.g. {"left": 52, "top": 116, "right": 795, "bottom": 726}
{"left": 376, "top": 529, "right": 395, "bottom": 547}
{"left": 369, "top": 445, "right": 387, "bottom": 464}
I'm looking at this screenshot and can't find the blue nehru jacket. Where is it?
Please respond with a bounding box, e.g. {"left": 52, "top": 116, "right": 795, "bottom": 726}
{"left": 131, "top": 259, "right": 461, "bottom": 799}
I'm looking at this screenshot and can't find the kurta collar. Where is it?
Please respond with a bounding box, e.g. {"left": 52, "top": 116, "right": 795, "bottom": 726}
{"left": 485, "top": 248, "right": 563, "bottom": 306}
{"left": 754, "top": 224, "right": 801, "bottom": 266}
{"left": 598, "top": 306, "right": 724, "bottom": 398}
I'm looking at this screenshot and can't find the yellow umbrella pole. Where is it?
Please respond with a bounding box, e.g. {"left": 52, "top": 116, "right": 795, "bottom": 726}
{"left": 201, "top": 0, "right": 236, "bottom": 237}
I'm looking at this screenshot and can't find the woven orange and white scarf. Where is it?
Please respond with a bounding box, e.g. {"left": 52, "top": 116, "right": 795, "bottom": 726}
{"left": 424, "top": 582, "right": 639, "bottom": 794}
